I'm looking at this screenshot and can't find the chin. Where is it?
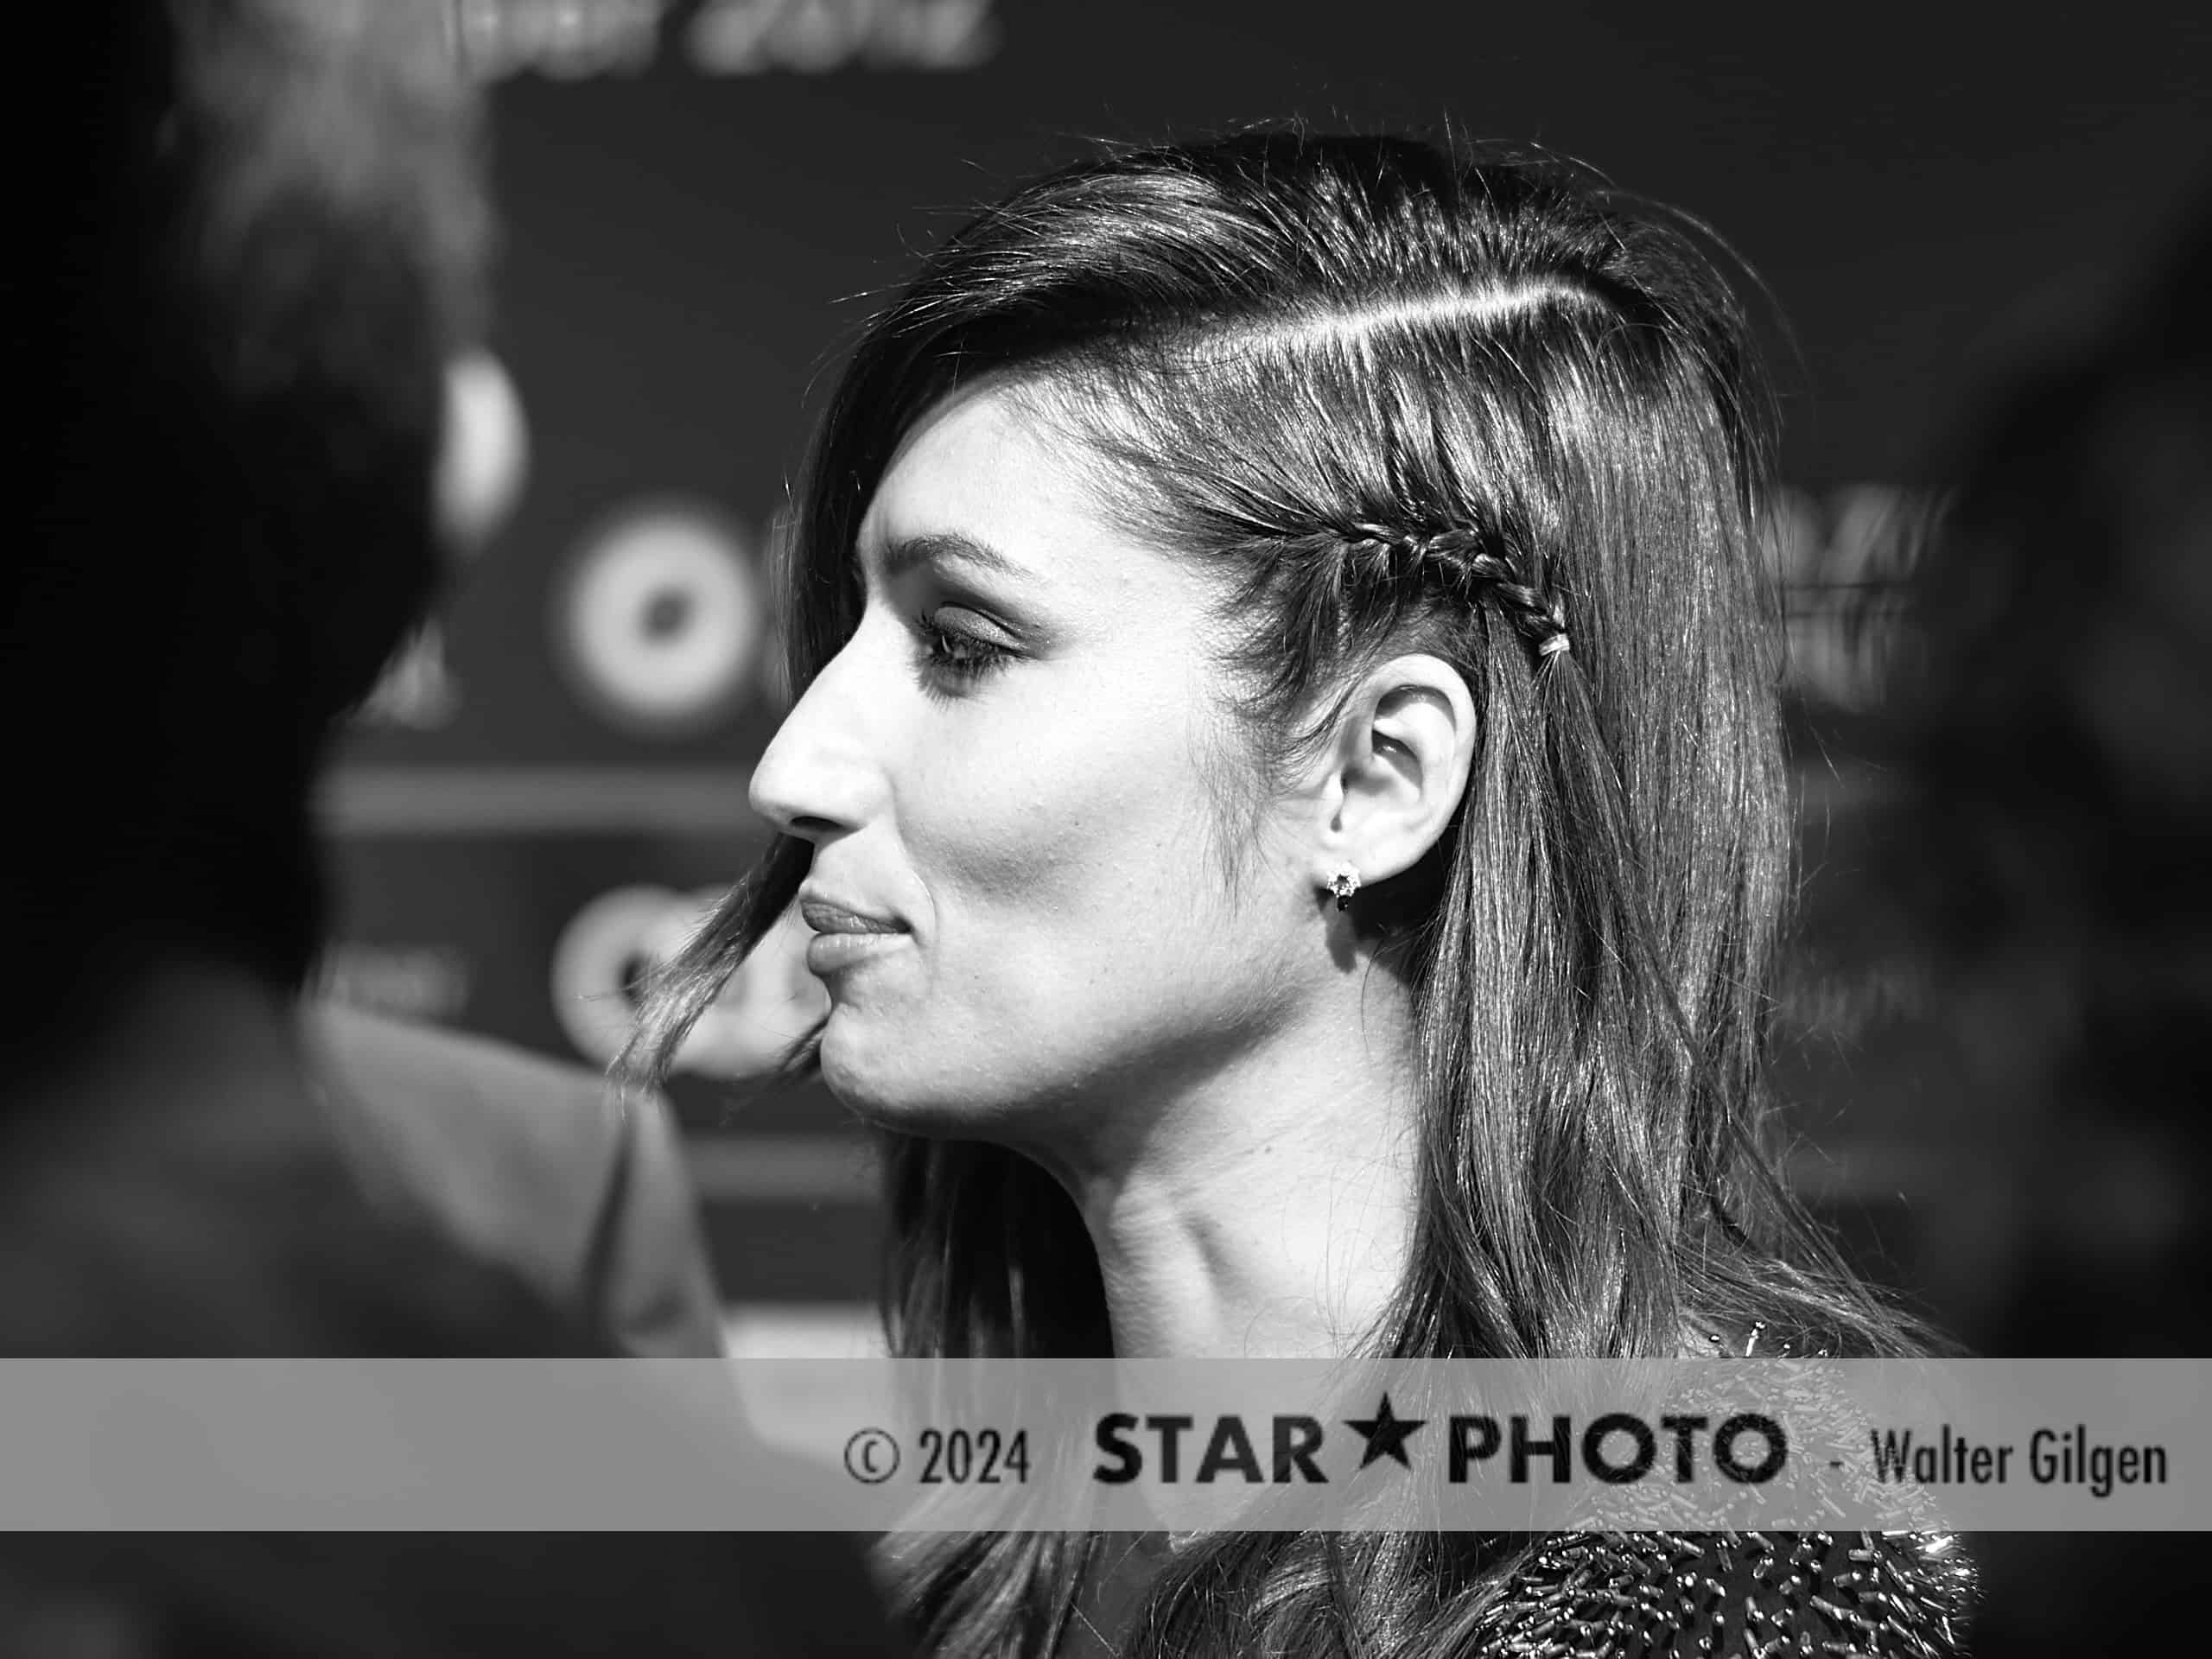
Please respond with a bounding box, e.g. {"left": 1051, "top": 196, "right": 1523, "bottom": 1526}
{"left": 816, "top": 1009, "right": 1025, "bottom": 1140}
{"left": 817, "top": 1012, "right": 940, "bottom": 1128}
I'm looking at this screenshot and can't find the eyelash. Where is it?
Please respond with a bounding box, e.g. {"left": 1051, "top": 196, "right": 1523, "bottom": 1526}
{"left": 915, "top": 613, "right": 1015, "bottom": 686}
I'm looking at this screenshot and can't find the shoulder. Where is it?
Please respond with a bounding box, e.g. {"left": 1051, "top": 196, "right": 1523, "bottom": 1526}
{"left": 306, "top": 1001, "right": 624, "bottom": 1164}
{"left": 1487, "top": 1529, "right": 1976, "bottom": 1657}
{"left": 0, "top": 1087, "right": 601, "bottom": 1357}
{"left": 303, "top": 1003, "right": 725, "bottom": 1356}
{"left": 304, "top": 1003, "right": 629, "bottom": 1266}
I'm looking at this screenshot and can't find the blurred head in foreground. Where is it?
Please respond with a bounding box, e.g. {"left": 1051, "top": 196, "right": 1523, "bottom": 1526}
{"left": 14, "top": 0, "right": 524, "bottom": 1071}
{"left": 3, "top": 0, "right": 546, "bottom": 1325}
{"left": 2, "top": 21, "right": 908, "bottom": 1656}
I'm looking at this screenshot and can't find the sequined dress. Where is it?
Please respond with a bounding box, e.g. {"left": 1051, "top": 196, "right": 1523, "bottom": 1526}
{"left": 1063, "top": 1527, "right": 1974, "bottom": 1657}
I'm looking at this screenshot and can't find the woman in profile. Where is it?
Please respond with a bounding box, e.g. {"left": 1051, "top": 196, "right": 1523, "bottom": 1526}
{"left": 631, "top": 131, "right": 1973, "bottom": 1656}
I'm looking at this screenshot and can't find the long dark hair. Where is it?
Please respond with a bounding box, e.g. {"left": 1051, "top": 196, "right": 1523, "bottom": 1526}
{"left": 627, "top": 130, "right": 1927, "bottom": 1657}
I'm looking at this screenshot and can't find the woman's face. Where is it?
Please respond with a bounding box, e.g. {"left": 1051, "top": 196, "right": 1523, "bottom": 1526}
{"left": 748, "top": 381, "right": 1318, "bottom": 1157}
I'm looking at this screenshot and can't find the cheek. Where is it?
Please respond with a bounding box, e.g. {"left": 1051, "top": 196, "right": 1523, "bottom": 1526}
{"left": 926, "top": 702, "right": 1196, "bottom": 917}
{"left": 828, "top": 660, "right": 1235, "bottom": 1125}
{"left": 906, "top": 655, "right": 1240, "bottom": 979}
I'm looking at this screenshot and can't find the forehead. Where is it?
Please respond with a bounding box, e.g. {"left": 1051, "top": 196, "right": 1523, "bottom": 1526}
{"left": 857, "top": 381, "right": 1162, "bottom": 599}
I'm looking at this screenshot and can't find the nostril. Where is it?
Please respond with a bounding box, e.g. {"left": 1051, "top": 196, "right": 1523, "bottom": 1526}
{"left": 769, "top": 813, "right": 843, "bottom": 843}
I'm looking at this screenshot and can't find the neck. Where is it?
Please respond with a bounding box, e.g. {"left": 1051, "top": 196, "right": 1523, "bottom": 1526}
{"left": 1040, "top": 966, "right": 1423, "bottom": 1358}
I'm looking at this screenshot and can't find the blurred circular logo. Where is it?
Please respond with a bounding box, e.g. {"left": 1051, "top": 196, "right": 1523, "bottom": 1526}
{"left": 547, "top": 886, "right": 676, "bottom": 1068}
{"left": 550, "top": 885, "right": 827, "bottom": 1078}
{"left": 550, "top": 502, "right": 764, "bottom": 738}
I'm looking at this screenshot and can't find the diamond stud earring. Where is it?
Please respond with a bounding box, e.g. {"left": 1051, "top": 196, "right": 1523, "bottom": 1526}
{"left": 1329, "top": 868, "right": 1361, "bottom": 911}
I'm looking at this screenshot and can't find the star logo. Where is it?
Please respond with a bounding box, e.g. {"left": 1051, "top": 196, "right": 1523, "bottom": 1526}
{"left": 1343, "top": 1394, "right": 1427, "bottom": 1471}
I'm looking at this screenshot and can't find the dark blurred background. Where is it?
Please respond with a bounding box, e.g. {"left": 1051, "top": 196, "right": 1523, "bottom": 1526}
{"left": 320, "top": 0, "right": 2212, "bottom": 1356}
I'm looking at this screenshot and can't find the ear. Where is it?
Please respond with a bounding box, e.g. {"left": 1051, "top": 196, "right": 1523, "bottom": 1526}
{"left": 1300, "top": 652, "right": 1478, "bottom": 896}
{"left": 432, "top": 350, "right": 528, "bottom": 556}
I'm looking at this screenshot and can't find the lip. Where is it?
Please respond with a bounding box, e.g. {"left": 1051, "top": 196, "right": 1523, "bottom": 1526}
{"left": 798, "top": 893, "right": 906, "bottom": 935}
{"left": 798, "top": 890, "right": 909, "bottom": 977}
{"left": 804, "top": 929, "right": 907, "bottom": 976}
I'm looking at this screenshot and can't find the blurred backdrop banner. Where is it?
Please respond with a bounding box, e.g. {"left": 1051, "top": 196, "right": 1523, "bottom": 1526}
{"left": 323, "top": 0, "right": 2212, "bottom": 1341}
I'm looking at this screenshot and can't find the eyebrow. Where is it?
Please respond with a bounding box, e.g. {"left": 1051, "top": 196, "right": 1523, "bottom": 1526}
{"left": 875, "top": 531, "right": 1035, "bottom": 586}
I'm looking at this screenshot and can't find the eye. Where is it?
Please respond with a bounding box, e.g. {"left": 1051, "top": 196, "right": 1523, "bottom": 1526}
{"left": 914, "top": 609, "right": 1015, "bottom": 687}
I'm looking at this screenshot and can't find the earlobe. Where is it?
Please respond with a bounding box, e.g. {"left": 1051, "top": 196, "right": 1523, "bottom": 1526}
{"left": 433, "top": 351, "right": 529, "bottom": 555}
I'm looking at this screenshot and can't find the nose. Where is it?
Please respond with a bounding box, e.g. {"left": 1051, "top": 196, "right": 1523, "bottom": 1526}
{"left": 747, "top": 637, "right": 883, "bottom": 843}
